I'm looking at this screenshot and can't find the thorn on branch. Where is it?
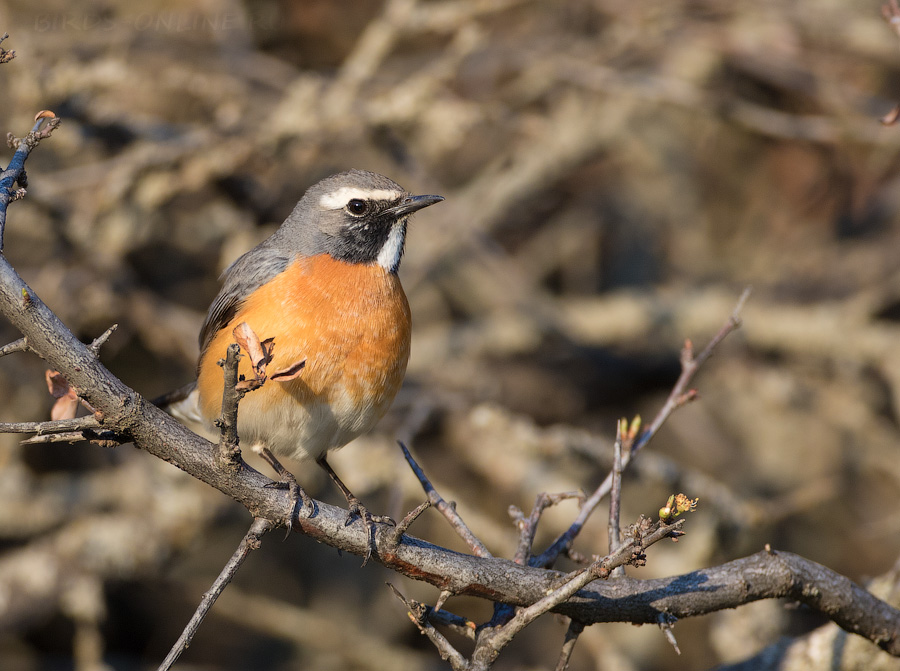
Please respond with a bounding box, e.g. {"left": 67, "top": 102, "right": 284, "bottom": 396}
{"left": 88, "top": 324, "right": 118, "bottom": 356}
{"left": 388, "top": 500, "right": 431, "bottom": 547}
{"left": 675, "top": 389, "right": 698, "bottom": 406}
{"left": 434, "top": 589, "right": 452, "bottom": 613}
{"left": 657, "top": 613, "right": 681, "bottom": 655}
{"left": 0, "top": 336, "right": 31, "bottom": 357}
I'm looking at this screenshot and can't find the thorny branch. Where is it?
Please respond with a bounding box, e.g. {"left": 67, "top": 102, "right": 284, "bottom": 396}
{"left": 158, "top": 518, "right": 273, "bottom": 671}
{"left": 0, "top": 33, "right": 898, "bottom": 668}
{"left": 533, "top": 287, "right": 751, "bottom": 569}
{"left": 0, "top": 110, "right": 60, "bottom": 248}
{"left": 400, "top": 440, "right": 493, "bottom": 558}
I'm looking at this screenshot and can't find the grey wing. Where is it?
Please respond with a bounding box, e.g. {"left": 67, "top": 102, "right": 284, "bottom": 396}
{"left": 198, "top": 246, "right": 292, "bottom": 357}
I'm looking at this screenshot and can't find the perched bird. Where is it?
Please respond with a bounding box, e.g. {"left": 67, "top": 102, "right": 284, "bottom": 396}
{"left": 168, "top": 169, "right": 443, "bottom": 549}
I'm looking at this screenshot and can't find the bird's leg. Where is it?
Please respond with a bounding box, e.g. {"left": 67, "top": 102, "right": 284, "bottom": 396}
{"left": 316, "top": 456, "right": 394, "bottom": 564}
{"left": 257, "top": 446, "right": 313, "bottom": 533}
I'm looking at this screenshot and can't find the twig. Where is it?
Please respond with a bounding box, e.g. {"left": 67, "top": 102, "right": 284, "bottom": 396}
{"left": 511, "top": 491, "right": 583, "bottom": 565}
{"left": 388, "top": 583, "right": 470, "bottom": 671}
{"left": 20, "top": 429, "right": 123, "bottom": 445}
{"left": 157, "top": 517, "right": 272, "bottom": 671}
{"left": 389, "top": 500, "right": 431, "bottom": 547}
{"left": 0, "top": 324, "right": 114, "bottom": 363}
{"left": 658, "top": 613, "right": 680, "bottom": 655}
{"left": 607, "top": 420, "right": 624, "bottom": 561}
{"left": 554, "top": 619, "right": 585, "bottom": 671}
{"left": 399, "top": 440, "right": 492, "bottom": 558}
{"left": 427, "top": 605, "right": 477, "bottom": 642}
{"left": 0, "top": 415, "right": 100, "bottom": 434}
{"left": 0, "top": 33, "right": 15, "bottom": 65}
{"left": 473, "top": 516, "right": 685, "bottom": 663}
{"left": 532, "top": 288, "right": 750, "bottom": 568}
{"left": 606, "top": 434, "right": 624, "bottom": 579}
{"left": 0, "top": 336, "right": 31, "bottom": 357}
{"left": 0, "top": 111, "right": 61, "bottom": 249}
{"left": 216, "top": 343, "right": 245, "bottom": 470}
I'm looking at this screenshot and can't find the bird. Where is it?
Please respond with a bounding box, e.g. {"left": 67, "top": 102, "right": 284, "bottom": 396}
{"left": 166, "top": 169, "right": 443, "bottom": 554}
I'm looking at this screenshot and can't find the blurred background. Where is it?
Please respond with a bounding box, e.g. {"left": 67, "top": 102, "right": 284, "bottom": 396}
{"left": 0, "top": 0, "right": 899, "bottom": 669}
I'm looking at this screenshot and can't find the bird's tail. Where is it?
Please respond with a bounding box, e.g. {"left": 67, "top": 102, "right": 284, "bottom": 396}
{"left": 153, "top": 382, "right": 213, "bottom": 439}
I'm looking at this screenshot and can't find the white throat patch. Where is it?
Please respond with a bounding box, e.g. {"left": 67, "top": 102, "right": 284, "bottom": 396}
{"left": 319, "top": 187, "right": 402, "bottom": 210}
{"left": 376, "top": 222, "right": 407, "bottom": 272}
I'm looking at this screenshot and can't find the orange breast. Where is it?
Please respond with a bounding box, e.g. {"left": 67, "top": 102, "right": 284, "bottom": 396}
{"left": 196, "top": 254, "right": 411, "bottom": 461}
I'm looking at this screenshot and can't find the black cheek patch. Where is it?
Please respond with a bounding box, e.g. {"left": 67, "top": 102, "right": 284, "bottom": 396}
{"left": 330, "top": 220, "right": 394, "bottom": 265}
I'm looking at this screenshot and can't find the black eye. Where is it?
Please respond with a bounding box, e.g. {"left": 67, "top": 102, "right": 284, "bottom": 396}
{"left": 346, "top": 199, "right": 369, "bottom": 216}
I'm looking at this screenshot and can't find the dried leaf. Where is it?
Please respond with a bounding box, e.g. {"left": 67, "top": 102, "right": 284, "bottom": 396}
{"left": 882, "top": 103, "right": 900, "bottom": 126}
{"left": 45, "top": 370, "right": 72, "bottom": 398}
{"left": 51, "top": 396, "right": 79, "bottom": 421}
{"left": 45, "top": 371, "right": 79, "bottom": 419}
{"left": 270, "top": 360, "right": 306, "bottom": 382}
{"left": 232, "top": 323, "right": 276, "bottom": 382}
{"left": 233, "top": 322, "right": 266, "bottom": 366}
{"left": 235, "top": 379, "right": 264, "bottom": 392}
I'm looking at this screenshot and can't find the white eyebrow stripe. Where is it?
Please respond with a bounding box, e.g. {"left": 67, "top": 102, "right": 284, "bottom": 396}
{"left": 318, "top": 187, "right": 402, "bottom": 210}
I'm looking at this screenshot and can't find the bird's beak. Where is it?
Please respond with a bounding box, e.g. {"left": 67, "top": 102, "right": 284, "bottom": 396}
{"left": 386, "top": 194, "right": 444, "bottom": 218}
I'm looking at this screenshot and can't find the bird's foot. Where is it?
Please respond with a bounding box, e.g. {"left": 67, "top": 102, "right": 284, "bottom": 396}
{"left": 316, "top": 456, "right": 394, "bottom": 565}
{"left": 265, "top": 472, "right": 314, "bottom": 534}
{"left": 258, "top": 446, "right": 313, "bottom": 536}
{"left": 344, "top": 494, "right": 395, "bottom": 565}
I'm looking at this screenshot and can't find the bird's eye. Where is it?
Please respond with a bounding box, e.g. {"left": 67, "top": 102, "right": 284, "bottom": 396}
{"left": 346, "top": 199, "right": 369, "bottom": 216}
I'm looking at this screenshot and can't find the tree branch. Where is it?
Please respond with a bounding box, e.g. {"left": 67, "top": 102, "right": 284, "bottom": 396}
{"left": 0, "top": 108, "right": 895, "bottom": 663}
{"left": 0, "top": 245, "right": 895, "bottom": 654}
{"left": 533, "top": 288, "right": 750, "bottom": 568}
{"left": 158, "top": 517, "right": 273, "bottom": 671}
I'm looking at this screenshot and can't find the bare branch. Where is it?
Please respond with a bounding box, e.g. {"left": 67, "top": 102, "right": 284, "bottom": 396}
{"left": 473, "top": 515, "right": 685, "bottom": 661}
{"left": 0, "top": 113, "right": 61, "bottom": 248}
{"left": 0, "top": 415, "right": 100, "bottom": 434}
{"left": 533, "top": 288, "right": 751, "bottom": 568}
{"left": 158, "top": 517, "right": 273, "bottom": 671}
{"left": 399, "top": 440, "right": 492, "bottom": 558}
{"left": 389, "top": 500, "right": 431, "bottom": 547}
{"left": 607, "top": 419, "right": 626, "bottom": 577}
{"left": 554, "top": 619, "right": 584, "bottom": 671}
{"left": 389, "top": 583, "right": 470, "bottom": 671}
{"left": 511, "top": 491, "right": 583, "bottom": 565}
{"left": 216, "top": 343, "right": 245, "bottom": 470}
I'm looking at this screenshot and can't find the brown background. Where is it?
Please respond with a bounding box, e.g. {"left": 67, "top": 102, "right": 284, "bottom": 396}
{"left": 0, "top": 0, "right": 899, "bottom": 669}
